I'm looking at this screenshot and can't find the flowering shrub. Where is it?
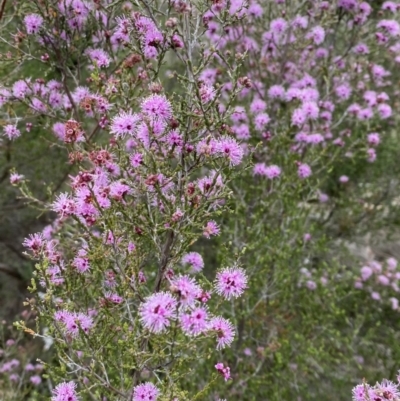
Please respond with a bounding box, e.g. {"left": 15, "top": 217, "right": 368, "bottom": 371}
{"left": 1, "top": 0, "right": 400, "bottom": 400}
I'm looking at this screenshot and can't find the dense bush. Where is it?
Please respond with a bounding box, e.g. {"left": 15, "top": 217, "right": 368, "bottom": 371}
{"left": 1, "top": 1, "right": 400, "bottom": 400}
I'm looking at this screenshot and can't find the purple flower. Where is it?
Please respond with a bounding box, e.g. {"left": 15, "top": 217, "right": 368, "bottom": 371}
{"left": 170, "top": 275, "right": 201, "bottom": 306}
{"left": 270, "top": 18, "right": 287, "bottom": 35}
{"left": 203, "top": 221, "right": 220, "bottom": 238}
{"left": 215, "top": 267, "right": 248, "bottom": 300}
{"left": 130, "top": 152, "right": 143, "bottom": 168}
{"left": 199, "top": 84, "right": 216, "bottom": 103}
{"left": 377, "top": 19, "right": 400, "bottom": 36}
{"left": 141, "top": 94, "right": 172, "bottom": 121}
{"left": 180, "top": 306, "right": 209, "bottom": 336}
{"left": 30, "top": 375, "right": 42, "bottom": 385}
{"left": 215, "top": 362, "right": 231, "bottom": 381}
{"left": 24, "top": 14, "right": 44, "bottom": 34}
{"left": 291, "top": 108, "right": 306, "bottom": 126}
{"left": 382, "top": 1, "right": 398, "bottom": 12}
{"left": 181, "top": 252, "right": 204, "bottom": 273}
{"left": 60, "top": 311, "right": 93, "bottom": 337}
{"left": 52, "top": 193, "right": 76, "bottom": 218}
{"left": 250, "top": 98, "right": 267, "bottom": 114}
{"left": 104, "top": 292, "right": 124, "bottom": 304}
{"left": 254, "top": 113, "right": 271, "bottom": 131}
{"left": 23, "top": 233, "right": 45, "bottom": 254}
{"left": 267, "top": 85, "right": 286, "bottom": 100}
{"left": 377, "top": 103, "right": 392, "bottom": 119}
{"left": 352, "top": 383, "right": 376, "bottom": 401}
{"left": 306, "top": 26, "right": 325, "bottom": 45}
{"left": 217, "top": 136, "right": 244, "bottom": 166}
{"left": 335, "top": 84, "right": 352, "bottom": 101}
{"left": 86, "top": 48, "right": 111, "bottom": 68}
{"left": 361, "top": 266, "right": 373, "bottom": 281}
{"left": 132, "top": 382, "right": 159, "bottom": 401}
{"left": 12, "top": 80, "right": 32, "bottom": 99}
{"left": 264, "top": 165, "right": 281, "bottom": 179}
{"left": 139, "top": 292, "right": 177, "bottom": 333}
{"left": 51, "top": 381, "right": 78, "bottom": 401}
{"left": 376, "top": 380, "right": 400, "bottom": 400}
{"left": 3, "top": 125, "right": 21, "bottom": 140}
{"left": 248, "top": 3, "right": 263, "bottom": 18}
{"left": 297, "top": 163, "right": 312, "bottom": 179}
{"left": 110, "top": 112, "right": 140, "bottom": 138}
{"left": 109, "top": 181, "right": 131, "bottom": 201}
{"left": 209, "top": 316, "right": 235, "bottom": 349}
{"left": 73, "top": 249, "right": 90, "bottom": 273}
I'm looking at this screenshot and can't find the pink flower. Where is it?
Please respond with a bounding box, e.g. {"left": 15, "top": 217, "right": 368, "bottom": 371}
{"left": 306, "top": 26, "right": 325, "bottom": 45}
{"left": 170, "top": 275, "right": 201, "bottom": 306}
{"left": 387, "top": 258, "right": 398, "bottom": 270}
{"left": 141, "top": 94, "right": 172, "bottom": 121}
{"left": 209, "top": 316, "right": 235, "bottom": 349}
{"left": 23, "top": 233, "right": 45, "bottom": 255}
{"left": 253, "top": 163, "right": 282, "bottom": 179}
{"left": 109, "top": 181, "right": 131, "bottom": 201}
{"left": 361, "top": 266, "right": 373, "bottom": 281}
{"left": 51, "top": 381, "right": 78, "bottom": 401}
{"left": 199, "top": 84, "right": 216, "bottom": 103}
{"left": 73, "top": 249, "right": 90, "bottom": 273}
{"left": 86, "top": 48, "right": 111, "bottom": 68}
{"left": 367, "top": 148, "right": 376, "bottom": 163}
{"left": 139, "top": 292, "right": 177, "bottom": 333}
{"left": 367, "top": 133, "right": 380, "bottom": 146}
{"left": 270, "top": 18, "right": 287, "bottom": 35}
{"left": 378, "top": 275, "right": 390, "bottom": 286}
{"left": 3, "top": 125, "right": 21, "bottom": 140}
{"left": 377, "top": 103, "right": 392, "bottom": 119}
{"left": 215, "top": 362, "right": 231, "bottom": 381}
{"left": 371, "top": 291, "right": 381, "bottom": 301}
{"left": 297, "top": 163, "right": 312, "bottom": 179}
{"left": 217, "top": 136, "right": 244, "bottom": 166}
{"left": 306, "top": 280, "right": 316, "bottom": 290}
{"left": 203, "top": 221, "right": 220, "bottom": 238}
{"left": 10, "top": 172, "right": 24, "bottom": 184}
{"left": 377, "top": 19, "right": 400, "bottom": 36}
{"left": 291, "top": 108, "right": 306, "bottom": 126}
{"left": 104, "top": 292, "right": 123, "bottom": 304}
{"left": 52, "top": 193, "right": 76, "bottom": 217}
{"left": 375, "top": 380, "right": 400, "bottom": 399}
{"left": 132, "top": 382, "right": 159, "bottom": 401}
{"left": 254, "top": 113, "right": 271, "bottom": 131}
{"left": 181, "top": 252, "right": 204, "bottom": 273}
{"left": 30, "top": 375, "right": 42, "bottom": 385}
{"left": 12, "top": 80, "right": 32, "bottom": 99}
{"left": 180, "top": 306, "right": 209, "bottom": 336}
{"left": 390, "top": 297, "right": 399, "bottom": 310}
{"left": 130, "top": 152, "right": 143, "bottom": 167}
{"left": 215, "top": 267, "right": 248, "bottom": 300}
{"left": 250, "top": 98, "right": 267, "bottom": 114}
{"left": 301, "top": 101, "right": 319, "bottom": 120}
{"left": 267, "top": 85, "right": 286, "bottom": 100}
{"left": 352, "top": 384, "right": 374, "bottom": 401}
{"left": 24, "top": 14, "right": 44, "bottom": 34}
{"left": 335, "top": 84, "right": 352, "bottom": 101}
{"left": 62, "top": 312, "right": 93, "bottom": 337}
{"left": 110, "top": 111, "right": 140, "bottom": 138}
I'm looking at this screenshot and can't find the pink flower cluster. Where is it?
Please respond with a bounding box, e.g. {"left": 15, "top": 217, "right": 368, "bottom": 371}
{"left": 354, "top": 257, "right": 400, "bottom": 309}
{"left": 353, "top": 374, "right": 400, "bottom": 401}
{"left": 139, "top": 267, "right": 247, "bottom": 349}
